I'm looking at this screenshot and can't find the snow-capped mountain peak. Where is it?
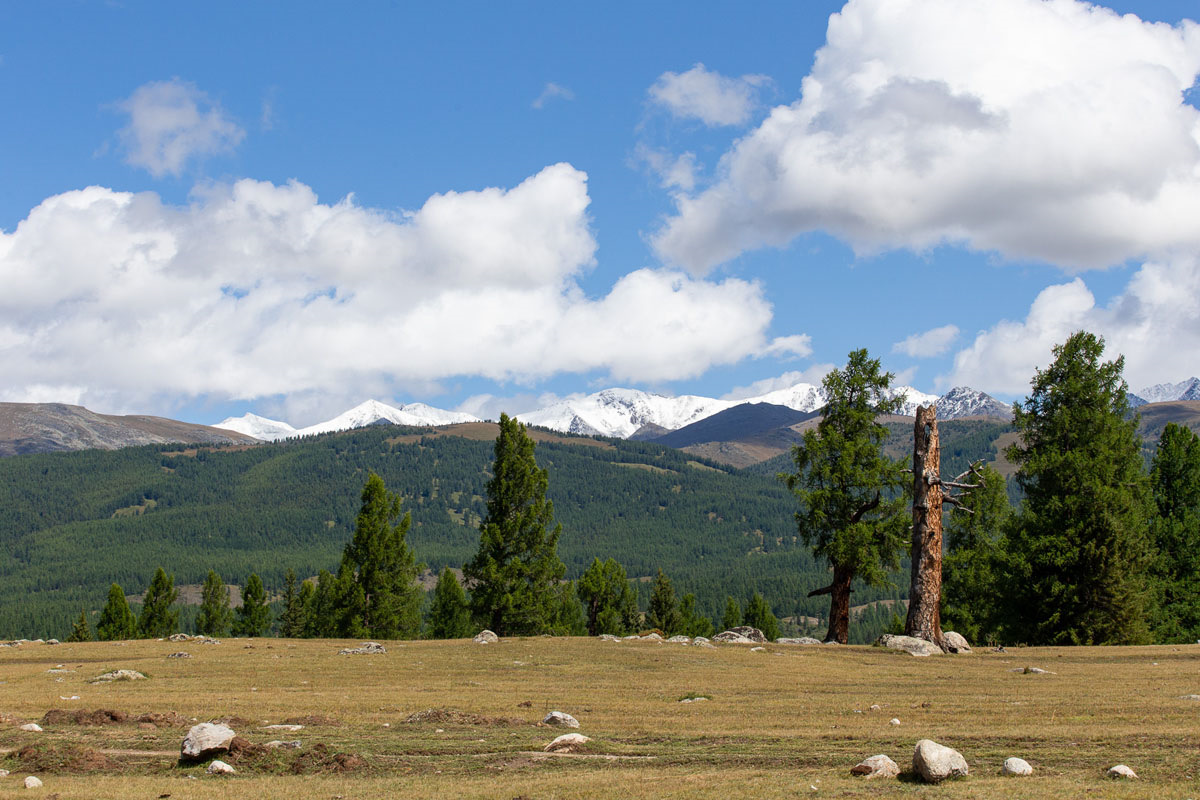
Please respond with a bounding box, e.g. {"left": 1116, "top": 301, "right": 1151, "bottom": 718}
{"left": 516, "top": 388, "right": 734, "bottom": 440}
{"left": 295, "top": 400, "right": 479, "bottom": 437}
{"left": 934, "top": 387, "right": 1013, "bottom": 420}
{"left": 1136, "top": 377, "right": 1200, "bottom": 404}
{"left": 213, "top": 413, "right": 297, "bottom": 442}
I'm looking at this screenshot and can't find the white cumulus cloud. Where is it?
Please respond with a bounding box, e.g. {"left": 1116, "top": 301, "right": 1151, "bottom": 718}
{"left": 942, "top": 259, "right": 1200, "bottom": 395}
{"left": 653, "top": 0, "right": 1200, "bottom": 273}
{"left": 0, "top": 164, "right": 798, "bottom": 414}
{"left": 892, "top": 324, "right": 960, "bottom": 358}
{"left": 648, "top": 63, "right": 769, "bottom": 127}
{"left": 117, "top": 78, "right": 245, "bottom": 177}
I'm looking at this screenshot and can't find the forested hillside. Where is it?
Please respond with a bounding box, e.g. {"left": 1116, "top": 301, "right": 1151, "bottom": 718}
{"left": 0, "top": 422, "right": 1009, "bottom": 641}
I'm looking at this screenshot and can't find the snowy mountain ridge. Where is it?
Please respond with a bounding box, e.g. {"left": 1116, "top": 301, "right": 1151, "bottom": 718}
{"left": 1136, "top": 377, "right": 1200, "bottom": 404}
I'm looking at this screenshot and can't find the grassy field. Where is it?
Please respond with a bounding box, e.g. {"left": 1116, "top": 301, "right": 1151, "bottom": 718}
{"left": 0, "top": 636, "right": 1196, "bottom": 798}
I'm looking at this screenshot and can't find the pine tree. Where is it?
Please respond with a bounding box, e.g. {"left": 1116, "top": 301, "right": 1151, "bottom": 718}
{"left": 296, "top": 579, "right": 317, "bottom": 638}
{"left": 278, "top": 569, "right": 307, "bottom": 638}
{"left": 576, "top": 557, "right": 639, "bottom": 636}
{"left": 234, "top": 573, "right": 272, "bottom": 637}
{"left": 426, "top": 567, "right": 472, "bottom": 639}
{"left": 336, "top": 472, "right": 423, "bottom": 639}
{"left": 1006, "top": 331, "right": 1153, "bottom": 645}
{"left": 783, "top": 348, "right": 908, "bottom": 643}
{"left": 465, "top": 414, "right": 566, "bottom": 635}
{"left": 720, "top": 596, "right": 742, "bottom": 632}
{"left": 138, "top": 567, "right": 179, "bottom": 638}
{"left": 1148, "top": 423, "right": 1200, "bottom": 642}
{"left": 742, "top": 592, "right": 781, "bottom": 641}
{"left": 678, "top": 593, "right": 714, "bottom": 638}
{"left": 195, "top": 569, "right": 232, "bottom": 637}
{"left": 66, "top": 609, "right": 92, "bottom": 642}
{"left": 646, "top": 569, "right": 682, "bottom": 635}
{"left": 96, "top": 583, "right": 137, "bottom": 641}
{"left": 548, "top": 581, "right": 587, "bottom": 636}
{"left": 941, "top": 465, "right": 1011, "bottom": 644}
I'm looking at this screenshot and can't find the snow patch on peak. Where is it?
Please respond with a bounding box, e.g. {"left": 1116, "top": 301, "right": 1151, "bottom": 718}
{"left": 213, "top": 413, "right": 297, "bottom": 442}
{"left": 516, "top": 389, "right": 734, "bottom": 439}
{"left": 294, "top": 400, "right": 479, "bottom": 437}
{"left": 887, "top": 386, "right": 940, "bottom": 417}
{"left": 935, "top": 387, "right": 1012, "bottom": 420}
{"left": 1136, "top": 378, "right": 1200, "bottom": 404}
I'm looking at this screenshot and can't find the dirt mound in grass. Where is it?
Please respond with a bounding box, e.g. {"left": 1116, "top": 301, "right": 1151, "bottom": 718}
{"left": 283, "top": 714, "right": 340, "bottom": 727}
{"left": 18, "top": 744, "right": 119, "bottom": 773}
{"left": 136, "top": 711, "right": 189, "bottom": 728}
{"left": 404, "top": 707, "right": 527, "bottom": 726}
{"left": 41, "top": 709, "right": 127, "bottom": 726}
{"left": 290, "top": 743, "right": 367, "bottom": 774}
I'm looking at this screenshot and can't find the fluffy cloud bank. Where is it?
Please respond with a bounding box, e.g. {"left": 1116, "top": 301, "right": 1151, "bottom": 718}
{"left": 653, "top": 0, "right": 1200, "bottom": 273}
{"left": 0, "top": 164, "right": 793, "bottom": 413}
{"left": 117, "top": 79, "right": 245, "bottom": 177}
{"left": 942, "top": 259, "right": 1200, "bottom": 395}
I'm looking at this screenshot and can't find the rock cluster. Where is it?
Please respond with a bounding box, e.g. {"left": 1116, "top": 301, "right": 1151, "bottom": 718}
{"left": 775, "top": 637, "right": 822, "bottom": 645}
{"left": 338, "top": 642, "right": 386, "bottom": 655}
{"left": 713, "top": 626, "right": 766, "bottom": 643}
{"left": 875, "top": 634, "right": 942, "bottom": 657}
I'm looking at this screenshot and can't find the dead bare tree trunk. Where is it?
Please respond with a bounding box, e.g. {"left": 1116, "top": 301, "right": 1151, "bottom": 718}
{"left": 905, "top": 404, "right": 945, "bottom": 650}
{"left": 815, "top": 564, "right": 854, "bottom": 644}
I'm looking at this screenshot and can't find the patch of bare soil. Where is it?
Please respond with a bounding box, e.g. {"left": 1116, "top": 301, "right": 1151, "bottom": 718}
{"left": 17, "top": 744, "right": 119, "bottom": 773}
{"left": 404, "top": 708, "right": 527, "bottom": 727}
{"left": 211, "top": 715, "right": 253, "bottom": 728}
{"left": 289, "top": 743, "right": 367, "bottom": 774}
{"left": 41, "top": 709, "right": 126, "bottom": 726}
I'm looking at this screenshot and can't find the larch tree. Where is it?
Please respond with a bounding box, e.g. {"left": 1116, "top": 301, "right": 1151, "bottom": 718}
{"left": 464, "top": 413, "right": 566, "bottom": 636}
{"left": 138, "top": 567, "right": 179, "bottom": 638}
{"left": 278, "top": 569, "right": 307, "bottom": 638}
{"left": 1148, "top": 422, "right": 1200, "bottom": 642}
{"left": 1005, "top": 331, "right": 1153, "bottom": 645}
{"left": 646, "top": 569, "right": 682, "bottom": 635}
{"left": 783, "top": 349, "right": 908, "bottom": 644}
{"left": 742, "top": 591, "right": 781, "bottom": 641}
{"left": 66, "top": 609, "right": 92, "bottom": 643}
{"left": 234, "top": 573, "right": 272, "bottom": 637}
{"left": 720, "top": 596, "right": 742, "bottom": 632}
{"left": 196, "top": 569, "right": 232, "bottom": 637}
{"left": 97, "top": 583, "right": 137, "bottom": 641}
{"left": 426, "top": 567, "right": 473, "bottom": 639}
{"left": 576, "top": 557, "right": 639, "bottom": 636}
{"left": 941, "top": 465, "right": 1012, "bottom": 645}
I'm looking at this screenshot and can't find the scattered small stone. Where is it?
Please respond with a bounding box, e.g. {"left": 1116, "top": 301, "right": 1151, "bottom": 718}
{"left": 19, "top": 723, "right": 42, "bottom": 732}
{"left": 1001, "top": 757, "right": 1033, "bottom": 776}
{"left": 691, "top": 637, "right": 715, "bottom": 648}
{"left": 24, "top": 775, "right": 42, "bottom": 788}
{"left": 265, "top": 740, "right": 301, "bottom": 749}
{"left": 542, "top": 711, "right": 579, "bottom": 728}
{"left": 1011, "top": 666, "right": 1054, "bottom": 674}
{"left": 543, "top": 733, "right": 591, "bottom": 753}
{"left": 473, "top": 630, "right": 499, "bottom": 644}
{"left": 1107, "top": 764, "right": 1138, "bottom": 779}
{"left": 750, "top": 646, "right": 766, "bottom": 652}
{"left": 666, "top": 635, "right": 691, "bottom": 644}
{"left": 261, "top": 724, "right": 303, "bottom": 731}
{"left": 1181, "top": 694, "right": 1200, "bottom": 701}
{"left": 775, "top": 637, "right": 822, "bottom": 645}
{"left": 598, "top": 634, "right": 620, "bottom": 642}
{"left": 0, "top": 768, "right": 8, "bottom": 776}
{"left": 167, "top": 652, "right": 191, "bottom": 659}
{"left": 889, "top": 718, "right": 901, "bottom": 726}
{"left": 850, "top": 754, "right": 900, "bottom": 779}
{"left": 206, "top": 759, "right": 235, "bottom": 775}
{"left": 167, "top": 633, "right": 193, "bottom": 642}
{"left": 912, "top": 739, "right": 969, "bottom": 783}
{"left": 181, "top": 722, "right": 236, "bottom": 761}
{"left": 679, "top": 696, "right": 709, "bottom": 704}
{"left": 198, "top": 637, "right": 220, "bottom": 645}
{"left": 868, "top": 704, "right": 882, "bottom": 712}
{"left": 942, "top": 631, "right": 971, "bottom": 653}
{"left": 91, "top": 669, "right": 147, "bottom": 683}
{"left": 338, "top": 642, "right": 386, "bottom": 655}
{"left": 875, "top": 634, "right": 943, "bottom": 657}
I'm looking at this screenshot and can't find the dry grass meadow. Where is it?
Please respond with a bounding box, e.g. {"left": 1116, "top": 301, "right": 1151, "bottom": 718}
{"left": 0, "top": 635, "right": 1196, "bottom": 798}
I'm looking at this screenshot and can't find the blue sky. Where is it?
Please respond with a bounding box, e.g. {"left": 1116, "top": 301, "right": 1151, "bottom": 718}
{"left": 2, "top": 0, "right": 1199, "bottom": 426}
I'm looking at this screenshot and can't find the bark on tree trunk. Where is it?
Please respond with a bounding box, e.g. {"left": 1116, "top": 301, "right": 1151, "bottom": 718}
{"left": 905, "top": 404, "right": 945, "bottom": 650}
{"left": 824, "top": 564, "right": 854, "bottom": 644}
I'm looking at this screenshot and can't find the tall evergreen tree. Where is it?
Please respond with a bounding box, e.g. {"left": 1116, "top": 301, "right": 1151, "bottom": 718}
{"left": 742, "top": 591, "right": 781, "bottom": 641}
{"left": 465, "top": 414, "right": 566, "bottom": 635}
{"left": 678, "top": 594, "right": 715, "bottom": 638}
{"left": 96, "top": 583, "right": 137, "bottom": 641}
{"left": 548, "top": 581, "right": 587, "bottom": 636}
{"left": 646, "top": 569, "right": 682, "bottom": 635}
{"left": 234, "top": 573, "right": 272, "bottom": 636}
{"left": 296, "top": 578, "right": 318, "bottom": 638}
{"left": 720, "top": 595, "right": 742, "bottom": 632}
{"left": 66, "top": 609, "right": 92, "bottom": 643}
{"left": 278, "top": 569, "right": 307, "bottom": 638}
{"left": 138, "top": 567, "right": 179, "bottom": 638}
{"left": 426, "top": 567, "right": 473, "bottom": 639}
{"left": 336, "top": 472, "right": 423, "bottom": 639}
{"left": 1006, "top": 331, "right": 1153, "bottom": 645}
{"left": 1148, "top": 423, "right": 1200, "bottom": 642}
{"left": 783, "top": 349, "right": 908, "bottom": 643}
{"left": 195, "top": 569, "right": 232, "bottom": 637}
{"left": 576, "top": 557, "right": 639, "bottom": 636}
{"left": 941, "top": 465, "right": 1011, "bottom": 644}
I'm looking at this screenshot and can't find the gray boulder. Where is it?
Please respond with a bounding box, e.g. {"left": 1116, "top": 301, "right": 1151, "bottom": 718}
{"left": 542, "top": 711, "right": 579, "bottom": 728}
{"left": 776, "top": 637, "right": 822, "bottom": 645}
{"left": 1107, "top": 764, "right": 1137, "bottom": 779}
{"left": 91, "top": 669, "right": 147, "bottom": 682}
{"left": 1001, "top": 757, "right": 1033, "bottom": 776}
{"left": 713, "top": 626, "right": 766, "bottom": 643}
{"left": 181, "top": 722, "right": 236, "bottom": 761}
{"left": 473, "top": 630, "right": 499, "bottom": 644}
{"left": 206, "top": 759, "right": 235, "bottom": 775}
{"left": 850, "top": 754, "right": 899, "bottom": 779}
{"left": 943, "top": 631, "right": 971, "bottom": 653}
{"left": 876, "top": 634, "right": 942, "bottom": 657}
{"left": 912, "top": 739, "right": 968, "bottom": 783}
{"left": 24, "top": 776, "right": 43, "bottom": 788}
{"left": 338, "top": 641, "right": 386, "bottom": 655}
{"left": 543, "top": 733, "right": 591, "bottom": 752}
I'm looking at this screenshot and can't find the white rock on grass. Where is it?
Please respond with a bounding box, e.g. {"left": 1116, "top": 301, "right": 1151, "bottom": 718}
{"left": 776, "top": 637, "right": 822, "bottom": 645}
{"left": 542, "top": 711, "right": 579, "bottom": 728}
{"left": 875, "top": 634, "right": 943, "bottom": 657}
{"left": 265, "top": 740, "right": 302, "bottom": 749}
{"left": 850, "top": 754, "right": 899, "bottom": 779}
{"left": 889, "top": 718, "right": 901, "bottom": 726}
{"left": 942, "top": 631, "right": 972, "bottom": 653}
{"left": 473, "top": 630, "right": 499, "bottom": 644}
{"left": 1001, "top": 757, "right": 1033, "bottom": 776}
{"left": 667, "top": 635, "right": 691, "bottom": 644}
{"left": 598, "top": 634, "right": 620, "bottom": 642}
{"left": 1181, "top": 694, "right": 1200, "bottom": 701}
{"left": 691, "top": 637, "right": 715, "bottom": 648}
{"left": 206, "top": 759, "right": 235, "bottom": 775}
{"left": 181, "top": 722, "right": 236, "bottom": 760}
{"left": 19, "top": 724, "right": 42, "bottom": 732}
{"left": 338, "top": 641, "right": 386, "bottom": 655}
{"left": 91, "top": 669, "right": 147, "bottom": 683}
{"left": 713, "top": 626, "right": 766, "bottom": 643}
{"left": 0, "top": 768, "right": 8, "bottom": 776}
{"left": 262, "top": 724, "right": 303, "bottom": 731}
{"left": 543, "top": 733, "right": 591, "bottom": 752}
{"left": 912, "top": 739, "right": 969, "bottom": 783}
{"left": 24, "top": 776, "right": 42, "bottom": 788}
{"left": 1107, "top": 764, "right": 1138, "bottom": 779}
